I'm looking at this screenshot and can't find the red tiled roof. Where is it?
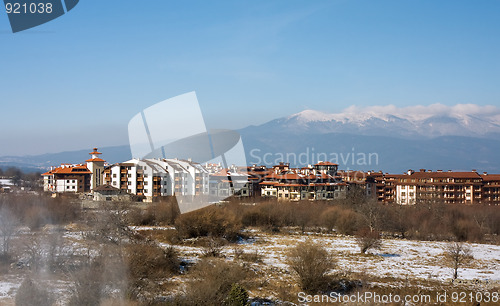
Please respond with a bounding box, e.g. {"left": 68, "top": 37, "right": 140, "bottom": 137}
{"left": 42, "top": 165, "right": 91, "bottom": 176}
{"left": 259, "top": 181, "right": 279, "bottom": 185}
{"left": 85, "top": 158, "right": 105, "bottom": 162}
{"left": 405, "top": 171, "right": 481, "bottom": 179}
{"left": 315, "top": 161, "right": 338, "bottom": 166}
{"left": 480, "top": 174, "right": 500, "bottom": 181}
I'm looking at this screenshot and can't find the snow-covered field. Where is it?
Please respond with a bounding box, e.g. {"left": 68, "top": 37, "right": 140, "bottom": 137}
{"left": 0, "top": 227, "right": 498, "bottom": 304}
{"left": 160, "top": 230, "right": 500, "bottom": 288}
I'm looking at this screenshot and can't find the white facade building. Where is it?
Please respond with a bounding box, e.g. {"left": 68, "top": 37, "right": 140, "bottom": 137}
{"left": 396, "top": 184, "right": 417, "bottom": 205}
{"left": 103, "top": 158, "right": 209, "bottom": 200}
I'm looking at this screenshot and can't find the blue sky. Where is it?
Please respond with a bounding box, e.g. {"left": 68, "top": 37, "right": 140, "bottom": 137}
{"left": 1, "top": 0, "right": 500, "bottom": 155}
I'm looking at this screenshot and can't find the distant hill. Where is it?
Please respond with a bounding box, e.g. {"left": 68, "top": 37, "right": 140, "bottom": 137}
{"left": 0, "top": 145, "right": 131, "bottom": 173}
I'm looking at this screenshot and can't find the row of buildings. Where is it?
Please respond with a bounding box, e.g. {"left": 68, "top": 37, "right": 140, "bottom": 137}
{"left": 341, "top": 168, "right": 500, "bottom": 205}
{"left": 41, "top": 148, "right": 500, "bottom": 205}
{"left": 42, "top": 148, "right": 250, "bottom": 201}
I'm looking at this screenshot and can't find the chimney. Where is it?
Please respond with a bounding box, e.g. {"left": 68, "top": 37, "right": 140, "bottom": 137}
{"left": 427, "top": 169, "right": 432, "bottom": 172}
{"left": 437, "top": 170, "right": 443, "bottom": 173}
{"left": 472, "top": 169, "right": 477, "bottom": 172}
{"left": 407, "top": 169, "right": 414, "bottom": 175}
{"left": 448, "top": 170, "right": 452, "bottom": 172}
{"left": 420, "top": 169, "right": 426, "bottom": 172}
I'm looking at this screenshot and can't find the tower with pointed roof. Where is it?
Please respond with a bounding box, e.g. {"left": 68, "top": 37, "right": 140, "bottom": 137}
{"left": 86, "top": 148, "right": 105, "bottom": 191}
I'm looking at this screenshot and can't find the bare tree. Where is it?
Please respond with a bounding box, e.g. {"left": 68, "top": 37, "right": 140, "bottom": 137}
{"left": 358, "top": 199, "right": 383, "bottom": 232}
{"left": 0, "top": 206, "right": 19, "bottom": 256}
{"left": 287, "top": 240, "right": 335, "bottom": 293}
{"left": 446, "top": 242, "right": 473, "bottom": 280}
{"left": 23, "top": 234, "right": 44, "bottom": 271}
{"left": 356, "top": 228, "right": 382, "bottom": 254}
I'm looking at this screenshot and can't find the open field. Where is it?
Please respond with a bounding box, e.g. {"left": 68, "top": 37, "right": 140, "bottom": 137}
{"left": 0, "top": 224, "right": 498, "bottom": 305}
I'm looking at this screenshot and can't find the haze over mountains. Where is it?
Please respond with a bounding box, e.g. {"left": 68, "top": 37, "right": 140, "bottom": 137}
{"left": 2, "top": 104, "right": 500, "bottom": 173}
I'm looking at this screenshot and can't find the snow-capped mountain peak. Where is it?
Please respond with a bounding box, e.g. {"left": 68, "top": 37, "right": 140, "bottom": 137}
{"left": 284, "top": 104, "right": 500, "bottom": 138}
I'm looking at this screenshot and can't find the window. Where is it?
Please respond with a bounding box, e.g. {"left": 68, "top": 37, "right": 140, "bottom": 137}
{"left": 113, "top": 182, "right": 117, "bottom": 186}
{"left": 144, "top": 174, "right": 148, "bottom": 178}
{"left": 128, "top": 174, "right": 132, "bottom": 178}
{"left": 144, "top": 181, "right": 148, "bottom": 185}
{"left": 144, "top": 189, "right": 148, "bottom": 193}
{"left": 72, "top": 186, "right": 75, "bottom": 189}
{"left": 67, "top": 180, "right": 70, "bottom": 183}
{"left": 72, "top": 180, "right": 76, "bottom": 183}
{"left": 127, "top": 182, "right": 131, "bottom": 185}
{"left": 113, "top": 174, "right": 117, "bottom": 178}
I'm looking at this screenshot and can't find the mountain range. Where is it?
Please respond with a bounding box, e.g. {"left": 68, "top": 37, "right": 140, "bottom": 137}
{"left": 2, "top": 104, "right": 500, "bottom": 174}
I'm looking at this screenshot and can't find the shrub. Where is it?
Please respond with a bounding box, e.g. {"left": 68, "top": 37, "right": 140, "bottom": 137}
{"left": 225, "top": 283, "right": 249, "bottom": 306}
{"left": 148, "top": 198, "right": 180, "bottom": 225}
{"left": 450, "top": 218, "right": 482, "bottom": 242}
{"left": 126, "top": 243, "right": 179, "bottom": 280}
{"left": 15, "top": 278, "right": 54, "bottom": 306}
{"left": 175, "top": 206, "right": 241, "bottom": 241}
{"left": 178, "top": 258, "right": 248, "bottom": 305}
{"left": 287, "top": 241, "right": 335, "bottom": 293}
{"left": 355, "top": 228, "right": 382, "bottom": 254}
{"left": 335, "top": 209, "right": 361, "bottom": 235}
{"left": 68, "top": 260, "right": 104, "bottom": 306}
{"left": 236, "top": 249, "right": 263, "bottom": 263}
{"left": 201, "top": 237, "right": 225, "bottom": 258}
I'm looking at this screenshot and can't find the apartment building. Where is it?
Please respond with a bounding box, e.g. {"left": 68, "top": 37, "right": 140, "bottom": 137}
{"left": 42, "top": 163, "right": 92, "bottom": 193}
{"left": 361, "top": 169, "right": 499, "bottom": 205}
{"left": 259, "top": 161, "right": 347, "bottom": 201}
{"left": 42, "top": 148, "right": 106, "bottom": 194}
{"left": 209, "top": 167, "right": 251, "bottom": 198}
{"left": 480, "top": 173, "right": 500, "bottom": 204}
{"left": 103, "top": 158, "right": 209, "bottom": 200}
